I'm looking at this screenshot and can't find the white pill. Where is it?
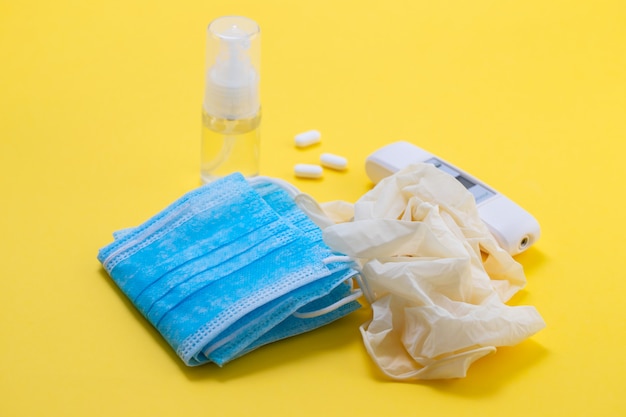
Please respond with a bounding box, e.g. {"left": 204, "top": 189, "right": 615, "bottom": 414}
{"left": 320, "top": 153, "right": 348, "bottom": 170}
{"left": 295, "top": 130, "right": 321, "bottom": 148}
{"left": 294, "top": 164, "right": 323, "bottom": 179}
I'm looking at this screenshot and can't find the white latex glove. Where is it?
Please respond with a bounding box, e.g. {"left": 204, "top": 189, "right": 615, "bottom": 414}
{"left": 322, "top": 163, "right": 545, "bottom": 380}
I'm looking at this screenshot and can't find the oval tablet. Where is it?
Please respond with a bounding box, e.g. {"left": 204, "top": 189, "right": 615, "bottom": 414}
{"left": 294, "top": 164, "right": 323, "bottom": 179}
{"left": 320, "top": 153, "right": 348, "bottom": 170}
{"left": 295, "top": 130, "right": 321, "bottom": 148}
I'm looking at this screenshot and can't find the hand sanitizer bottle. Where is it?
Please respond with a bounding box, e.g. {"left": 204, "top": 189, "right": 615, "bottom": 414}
{"left": 201, "top": 16, "right": 261, "bottom": 183}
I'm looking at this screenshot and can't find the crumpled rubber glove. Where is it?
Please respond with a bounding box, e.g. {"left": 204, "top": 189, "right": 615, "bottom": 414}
{"left": 321, "top": 163, "right": 546, "bottom": 380}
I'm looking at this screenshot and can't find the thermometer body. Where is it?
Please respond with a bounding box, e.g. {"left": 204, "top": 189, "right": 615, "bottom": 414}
{"left": 365, "top": 141, "right": 540, "bottom": 255}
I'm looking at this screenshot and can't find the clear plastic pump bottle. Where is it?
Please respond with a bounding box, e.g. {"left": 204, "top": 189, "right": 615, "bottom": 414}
{"left": 201, "top": 16, "right": 261, "bottom": 183}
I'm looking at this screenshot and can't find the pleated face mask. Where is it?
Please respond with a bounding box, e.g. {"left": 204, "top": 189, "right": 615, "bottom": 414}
{"left": 98, "top": 173, "right": 361, "bottom": 366}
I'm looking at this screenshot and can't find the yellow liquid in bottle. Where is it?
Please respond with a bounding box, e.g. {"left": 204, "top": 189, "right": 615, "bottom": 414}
{"left": 201, "top": 109, "right": 261, "bottom": 183}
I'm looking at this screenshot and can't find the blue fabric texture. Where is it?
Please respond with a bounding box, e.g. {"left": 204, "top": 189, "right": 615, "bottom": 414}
{"left": 97, "top": 173, "right": 361, "bottom": 366}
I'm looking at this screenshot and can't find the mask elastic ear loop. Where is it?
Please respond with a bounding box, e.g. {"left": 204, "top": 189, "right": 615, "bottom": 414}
{"left": 292, "top": 280, "right": 363, "bottom": 319}
{"left": 352, "top": 274, "right": 375, "bottom": 305}
{"left": 292, "top": 255, "right": 376, "bottom": 319}
{"left": 322, "top": 255, "right": 351, "bottom": 264}
{"left": 323, "top": 255, "right": 375, "bottom": 305}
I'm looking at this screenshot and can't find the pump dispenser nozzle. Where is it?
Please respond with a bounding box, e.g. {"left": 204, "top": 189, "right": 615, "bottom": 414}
{"left": 204, "top": 17, "right": 260, "bottom": 120}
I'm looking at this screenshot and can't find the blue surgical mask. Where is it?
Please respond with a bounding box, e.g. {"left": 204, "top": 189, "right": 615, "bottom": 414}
{"left": 97, "top": 173, "right": 361, "bottom": 366}
{"left": 203, "top": 177, "right": 361, "bottom": 365}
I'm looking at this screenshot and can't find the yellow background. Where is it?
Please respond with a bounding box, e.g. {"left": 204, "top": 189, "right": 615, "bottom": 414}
{"left": 1, "top": 0, "right": 625, "bottom": 416}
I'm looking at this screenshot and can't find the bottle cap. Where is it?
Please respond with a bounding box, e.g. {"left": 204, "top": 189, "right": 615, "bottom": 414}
{"left": 204, "top": 16, "right": 260, "bottom": 120}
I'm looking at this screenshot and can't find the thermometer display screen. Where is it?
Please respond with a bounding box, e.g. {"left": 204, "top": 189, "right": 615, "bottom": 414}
{"left": 425, "top": 158, "right": 496, "bottom": 204}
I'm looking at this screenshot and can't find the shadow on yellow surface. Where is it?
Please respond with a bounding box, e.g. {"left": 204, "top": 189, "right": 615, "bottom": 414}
{"left": 423, "top": 341, "right": 549, "bottom": 397}
{"left": 99, "top": 262, "right": 547, "bottom": 395}
{"left": 97, "top": 266, "right": 368, "bottom": 379}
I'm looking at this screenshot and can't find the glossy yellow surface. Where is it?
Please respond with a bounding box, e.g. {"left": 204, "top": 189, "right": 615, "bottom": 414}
{"left": 2, "top": 1, "right": 625, "bottom": 416}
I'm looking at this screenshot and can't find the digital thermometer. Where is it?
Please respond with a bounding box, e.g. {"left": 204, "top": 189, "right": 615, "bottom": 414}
{"left": 365, "top": 141, "right": 540, "bottom": 255}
